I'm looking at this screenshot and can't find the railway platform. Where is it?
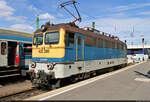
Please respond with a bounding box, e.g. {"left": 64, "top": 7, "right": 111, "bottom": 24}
{"left": 26, "top": 61, "right": 150, "bottom": 100}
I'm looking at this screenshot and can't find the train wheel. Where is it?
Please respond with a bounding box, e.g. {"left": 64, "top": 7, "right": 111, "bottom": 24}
{"left": 71, "top": 75, "right": 78, "bottom": 83}
{"left": 93, "top": 71, "right": 97, "bottom": 76}
{"left": 84, "top": 72, "right": 90, "bottom": 79}
{"left": 51, "top": 79, "right": 60, "bottom": 89}
{"left": 51, "top": 79, "right": 62, "bottom": 90}
{"left": 79, "top": 73, "right": 84, "bottom": 80}
{"left": 91, "top": 71, "right": 96, "bottom": 77}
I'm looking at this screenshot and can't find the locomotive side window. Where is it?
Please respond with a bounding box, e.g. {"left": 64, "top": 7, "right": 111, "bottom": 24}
{"left": 119, "top": 44, "right": 122, "bottom": 49}
{"left": 1, "top": 42, "right": 6, "bottom": 55}
{"left": 96, "top": 38, "right": 98, "bottom": 47}
{"left": 45, "top": 32, "right": 59, "bottom": 44}
{"left": 93, "top": 38, "right": 97, "bottom": 46}
{"left": 78, "top": 37, "right": 81, "bottom": 45}
{"left": 115, "top": 41, "right": 117, "bottom": 49}
{"left": 105, "top": 40, "right": 109, "bottom": 48}
{"left": 121, "top": 44, "right": 124, "bottom": 50}
{"left": 111, "top": 41, "right": 114, "bottom": 49}
{"left": 85, "top": 36, "right": 93, "bottom": 46}
{"left": 117, "top": 42, "right": 119, "bottom": 49}
{"left": 109, "top": 41, "right": 111, "bottom": 48}
{"left": 65, "top": 32, "right": 74, "bottom": 47}
{"left": 97, "top": 38, "right": 100, "bottom": 47}
{"left": 103, "top": 39, "right": 105, "bottom": 48}
{"left": 65, "top": 33, "right": 69, "bottom": 46}
{"left": 100, "top": 39, "right": 103, "bottom": 48}
{"left": 109, "top": 41, "right": 112, "bottom": 48}
{"left": 112, "top": 41, "right": 115, "bottom": 49}
{"left": 97, "top": 38, "right": 103, "bottom": 48}
{"left": 106, "top": 40, "right": 108, "bottom": 48}
{"left": 69, "top": 33, "right": 74, "bottom": 44}
{"left": 108, "top": 41, "right": 112, "bottom": 48}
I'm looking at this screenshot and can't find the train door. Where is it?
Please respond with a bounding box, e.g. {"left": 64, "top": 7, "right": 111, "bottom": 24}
{"left": 75, "top": 34, "right": 84, "bottom": 61}
{"left": 8, "top": 41, "right": 17, "bottom": 66}
{"left": 0, "top": 41, "right": 8, "bottom": 67}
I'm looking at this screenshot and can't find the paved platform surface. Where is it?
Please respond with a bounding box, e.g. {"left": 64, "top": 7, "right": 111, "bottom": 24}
{"left": 27, "top": 61, "right": 150, "bottom": 100}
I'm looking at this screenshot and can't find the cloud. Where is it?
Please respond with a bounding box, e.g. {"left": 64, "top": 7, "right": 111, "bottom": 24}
{"left": 28, "top": 5, "right": 38, "bottom": 11}
{"left": 138, "top": 11, "right": 150, "bottom": 15}
{"left": 57, "top": 13, "right": 63, "bottom": 17}
{"left": 6, "top": 16, "right": 26, "bottom": 23}
{"left": 0, "top": 0, "right": 14, "bottom": 18}
{"left": 28, "top": 5, "right": 39, "bottom": 14}
{"left": 39, "top": 13, "right": 55, "bottom": 20}
{"left": 111, "top": 3, "right": 150, "bottom": 12}
{"left": 81, "top": 17, "right": 150, "bottom": 44}
{"left": 0, "top": 0, "right": 27, "bottom": 23}
{"left": 9, "top": 24, "right": 34, "bottom": 32}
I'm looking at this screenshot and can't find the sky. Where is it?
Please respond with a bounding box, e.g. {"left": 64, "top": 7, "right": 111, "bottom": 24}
{"left": 0, "top": 0, "right": 150, "bottom": 45}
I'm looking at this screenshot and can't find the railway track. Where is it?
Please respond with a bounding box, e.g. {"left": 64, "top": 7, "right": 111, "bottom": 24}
{"left": 0, "top": 78, "right": 47, "bottom": 101}
{"left": 0, "top": 88, "right": 47, "bottom": 101}
{"left": 0, "top": 63, "right": 135, "bottom": 101}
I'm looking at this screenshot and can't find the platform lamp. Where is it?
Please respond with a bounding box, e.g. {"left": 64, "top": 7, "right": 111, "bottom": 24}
{"left": 142, "top": 38, "right": 144, "bottom": 54}
{"left": 92, "top": 22, "right": 95, "bottom": 29}
{"left": 125, "top": 40, "right": 127, "bottom": 44}
{"left": 36, "top": 15, "right": 39, "bottom": 30}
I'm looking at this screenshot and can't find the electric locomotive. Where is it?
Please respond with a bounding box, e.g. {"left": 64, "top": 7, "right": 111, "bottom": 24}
{"left": 29, "top": 22, "right": 127, "bottom": 89}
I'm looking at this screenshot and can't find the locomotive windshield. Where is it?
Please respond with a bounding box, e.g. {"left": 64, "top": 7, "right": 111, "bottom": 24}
{"left": 33, "top": 33, "right": 43, "bottom": 45}
{"left": 45, "top": 32, "right": 59, "bottom": 44}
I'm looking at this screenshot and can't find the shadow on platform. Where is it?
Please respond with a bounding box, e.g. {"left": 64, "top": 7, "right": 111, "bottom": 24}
{"left": 134, "top": 71, "right": 150, "bottom": 78}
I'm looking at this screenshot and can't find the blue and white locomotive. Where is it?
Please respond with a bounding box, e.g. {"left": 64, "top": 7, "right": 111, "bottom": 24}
{"left": 29, "top": 23, "right": 127, "bottom": 89}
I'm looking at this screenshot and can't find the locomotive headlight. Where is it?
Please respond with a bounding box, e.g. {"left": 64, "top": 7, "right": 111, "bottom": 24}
{"left": 41, "top": 25, "right": 47, "bottom": 32}
{"left": 31, "top": 62, "right": 36, "bottom": 68}
{"left": 47, "top": 63, "right": 54, "bottom": 70}
{"left": 41, "top": 25, "right": 45, "bottom": 31}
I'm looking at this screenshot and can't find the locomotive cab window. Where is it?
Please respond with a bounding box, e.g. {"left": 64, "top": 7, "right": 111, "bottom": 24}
{"left": 45, "top": 32, "right": 59, "bottom": 44}
{"left": 33, "top": 33, "right": 43, "bottom": 45}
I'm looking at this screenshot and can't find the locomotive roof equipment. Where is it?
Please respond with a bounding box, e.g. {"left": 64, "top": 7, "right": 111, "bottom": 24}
{"left": 59, "top": 0, "right": 81, "bottom": 24}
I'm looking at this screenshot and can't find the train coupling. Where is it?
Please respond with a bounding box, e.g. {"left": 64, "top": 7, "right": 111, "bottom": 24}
{"left": 29, "top": 70, "right": 55, "bottom": 88}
